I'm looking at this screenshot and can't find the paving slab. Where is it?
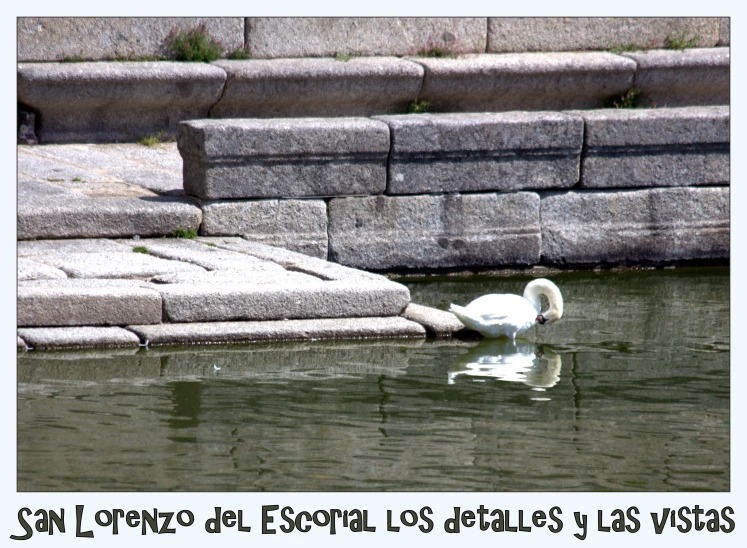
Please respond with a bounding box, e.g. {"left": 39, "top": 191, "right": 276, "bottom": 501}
{"left": 151, "top": 269, "right": 322, "bottom": 285}
{"left": 18, "top": 179, "right": 202, "bottom": 240}
{"left": 17, "top": 326, "right": 141, "bottom": 350}
{"left": 573, "top": 106, "right": 729, "bottom": 188}
{"left": 540, "top": 187, "right": 730, "bottom": 264}
{"left": 487, "top": 17, "right": 719, "bottom": 52}
{"left": 157, "top": 280, "right": 410, "bottom": 323}
{"left": 18, "top": 258, "right": 68, "bottom": 281}
{"left": 328, "top": 193, "right": 541, "bottom": 270}
{"left": 210, "top": 57, "right": 424, "bottom": 118}
{"left": 18, "top": 61, "right": 227, "bottom": 143}
{"left": 29, "top": 251, "right": 207, "bottom": 279}
{"left": 244, "top": 17, "right": 487, "bottom": 58}
{"left": 18, "top": 278, "right": 159, "bottom": 289}
{"left": 127, "top": 317, "right": 425, "bottom": 346}
{"left": 402, "top": 303, "right": 466, "bottom": 337}
{"left": 178, "top": 118, "right": 390, "bottom": 199}
{"left": 374, "top": 112, "right": 583, "bottom": 194}
{"left": 413, "top": 52, "right": 636, "bottom": 112}
{"left": 18, "top": 17, "right": 244, "bottom": 62}
{"left": 623, "top": 48, "right": 729, "bottom": 107}
{"left": 18, "top": 238, "right": 132, "bottom": 257}
{"left": 18, "top": 286, "right": 163, "bottom": 327}
{"left": 199, "top": 198, "right": 328, "bottom": 258}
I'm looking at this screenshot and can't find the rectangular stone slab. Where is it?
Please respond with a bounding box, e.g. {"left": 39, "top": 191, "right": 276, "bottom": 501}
{"left": 157, "top": 280, "right": 410, "bottom": 323}
{"left": 328, "top": 193, "right": 541, "bottom": 269}
{"left": 574, "top": 106, "right": 729, "bottom": 188}
{"left": 374, "top": 112, "right": 582, "bottom": 194}
{"left": 18, "top": 286, "right": 163, "bottom": 327}
{"left": 17, "top": 327, "right": 141, "bottom": 350}
{"left": 127, "top": 317, "right": 425, "bottom": 346}
{"left": 540, "top": 187, "right": 730, "bottom": 264}
{"left": 413, "top": 52, "right": 636, "bottom": 112}
{"left": 210, "top": 57, "right": 424, "bottom": 118}
{"left": 178, "top": 118, "right": 390, "bottom": 199}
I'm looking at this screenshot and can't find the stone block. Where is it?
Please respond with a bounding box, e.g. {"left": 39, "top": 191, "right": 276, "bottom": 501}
{"left": 574, "top": 106, "right": 729, "bottom": 188}
{"left": 151, "top": 270, "right": 321, "bottom": 286}
{"left": 127, "top": 317, "right": 425, "bottom": 346}
{"left": 17, "top": 327, "right": 141, "bottom": 350}
{"left": 413, "top": 52, "right": 636, "bottom": 112}
{"left": 403, "top": 303, "right": 466, "bottom": 337}
{"left": 328, "top": 193, "right": 541, "bottom": 270}
{"left": 18, "top": 238, "right": 131, "bottom": 257}
{"left": 540, "top": 187, "right": 730, "bottom": 265}
{"left": 18, "top": 62, "right": 226, "bottom": 143}
{"left": 623, "top": 48, "right": 729, "bottom": 107}
{"left": 374, "top": 112, "right": 583, "bottom": 194}
{"left": 487, "top": 17, "right": 720, "bottom": 52}
{"left": 210, "top": 58, "right": 424, "bottom": 118}
{"left": 18, "top": 180, "right": 202, "bottom": 240}
{"left": 30, "top": 251, "right": 206, "bottom": 279}
{"left": 178, "top": 118, "right": 390, "bottom": 199}
{"left": 18, "top": 258, "right": 68, "bottom": 281}
{"left": 199, "top": 199, "right": 328, "bottom": 258}
{"left": 245, "top": 17, "right": 487, "bottom": 58}
{"left": 18, "top": 286, "right": 163, "bottom": 327}
{"left": 718, "top": 18, "right": 730, "bottom": 46}
{"left": 158, "top": 280, "right": 410, "bottom": 323}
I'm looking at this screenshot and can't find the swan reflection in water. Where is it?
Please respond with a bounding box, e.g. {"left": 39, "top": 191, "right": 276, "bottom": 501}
{"left": 448, "top": 340, "right": 562, "bottom": 400}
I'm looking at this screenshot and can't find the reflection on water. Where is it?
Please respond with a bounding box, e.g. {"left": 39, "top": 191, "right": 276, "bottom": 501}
{"left": 17, "top": 267, "right": 729, "bottom": 491}
{"left": 448, "top": 341, "right": 561, "bottom": 399}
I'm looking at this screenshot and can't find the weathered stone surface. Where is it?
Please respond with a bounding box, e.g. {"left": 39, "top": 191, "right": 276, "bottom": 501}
{"left": 18, "top": 286, "right": 163, "bottom": 327}
{"left": 199, "top": 199, "right": 328, "bottom": 258}
{"left": 18, "top": 62, "right": 226, "bottom": 143}
{"left": 18, "top": 143, "right": 184, "bottom": 196}
{"left": 487, "top": 17, "right": 719, "bottom": 52}
{"left": 151, "top": 269, "right": 321, "bottom": 286}
{"left": 374, "top": 112, "right": 583, "bottom": 194}
{"left": 158, "top": 280, "right": 411, "bottom": 323}
{"left": 18, "top": 180, "right": 202, "bottom": 240}
{"left": 403, "top": 303, "right": 466, "bottom": 337}
{"left": 245, "top": 17, "right": 486, "bottom": 58}
{"left": 211, "top": 58, "right": 424, "bottom": 118}
{"left": 178, "top": 118, "right": 390, "bottom": 199}
{"left": 18, "top": 17, "right": 244, "bottom": 62}
{"left": 17, "top": 327, "right": 141, "bottom": 349}
{"left": 127, "top": 317, "right": 425, "bottom": 346}
{"left": 328, "top": 193, "right": 541, "bottom": 270}
{"left": 573, "top": 106, "right": 729, "bottom": 188}
{"left": 18, "top": 258, "right": 68, "bottom": 281}
{"left": 541, "top": 187, "right": 730, "bottom": 264}
{"left": 718, "top": 18, "right": 730, "bottom": 46}
{"left": 30, "top": 251, "right": 206, "bottom": 279}
{"left": 623, "top": 48, "right": 729, "bottom": 107}
{"left": 18, "top": 238, "right": 131, "bottom": 257}
{"left": 19, "top": 278, "right": 158, "bottom": 290}
{"left": 413, "top": 52, "right": 636, "bottom": 112}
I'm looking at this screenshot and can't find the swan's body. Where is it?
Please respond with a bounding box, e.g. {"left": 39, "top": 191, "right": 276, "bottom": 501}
{"left": 449, "top": 278, "right": 563, "bottom": 340}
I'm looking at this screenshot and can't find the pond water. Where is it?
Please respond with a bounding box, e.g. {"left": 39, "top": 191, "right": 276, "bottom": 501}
{"left": 17, "top": 267, "right": 729, "bottom": 491}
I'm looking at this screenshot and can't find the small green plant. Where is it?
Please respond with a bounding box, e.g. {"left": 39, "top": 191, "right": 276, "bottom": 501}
{"left": 139, "top": 132, "right": 167, "bottom": 147}
{"left": 407, "top": 99, "right": 433, "bottom": 114}
{"left": 133, "top": 246, "right": 148, "bottom": 254}
{"left": 333, "top": 51, "right": 353, "bottom": 62}
{"left": 665, "top": 31, "right": 700, "bottom": 50}
{"left": 168, "top": 227, "right": 198, "bottom": 239}
{"left": 608, "top": 43, "right": 648, "bottom": 54}
{"left": 61, "top": 55, "right": 84, "bottom": 63}
{"left": 228, "top": 45, "right": 252, "bottom": 60}
{"left": 165, "top": 22, "right": 224, "bottom": 62}
{"left": 417, "top": 46, "right": 456, "bottom": 58}
{"left": 605, "top": 88, "right": 642, "bottom": 109}
{"left": 72, "top": 177, "right": 83, "bottom": 182}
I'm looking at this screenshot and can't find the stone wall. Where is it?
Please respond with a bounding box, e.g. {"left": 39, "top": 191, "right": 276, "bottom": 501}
{"left": 18, "top": 17, "right": 728, "bottom": 62}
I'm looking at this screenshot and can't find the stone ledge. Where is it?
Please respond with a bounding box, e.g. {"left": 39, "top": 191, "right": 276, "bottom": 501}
{"left": 211, "top": 57, "right": 424, "bottom": 118}
{"left": 374, "top": 111, "right": 583, "bottom": 194}
{"left": 18, "top": 61, "right": 227, "bottom": 143}
{"left": 17, "top": 326, "right": 142, "bottom": 350}
{"left": 402, "top": 303, "right": 466, "bottom": 337}
{"left": 178, "top": 118, "right": 390, "bottom": 199}
{"left": 127, "top": 317, "right": 426, "bottom": 346}
{"left": 623, "top": 48, "right": 729, "bottom": 107}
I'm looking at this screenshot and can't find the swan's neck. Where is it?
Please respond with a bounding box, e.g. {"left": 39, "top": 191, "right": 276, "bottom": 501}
{"left": 523, "top": 279, "right": 564, "bottom": 324}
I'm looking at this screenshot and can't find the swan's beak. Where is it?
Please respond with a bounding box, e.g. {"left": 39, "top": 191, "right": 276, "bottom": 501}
{"left": 536, "top": 315, "right": 547, "bottom": 325}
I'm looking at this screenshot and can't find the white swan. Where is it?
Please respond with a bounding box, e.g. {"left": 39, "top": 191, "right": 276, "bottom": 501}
{"left": 448, "top": 278, "right": 563, "bottom": 339}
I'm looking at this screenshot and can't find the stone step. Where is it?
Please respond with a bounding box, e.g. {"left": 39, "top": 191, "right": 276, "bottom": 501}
{"left": 19, "top": 49, "right": 729, "bottom": 144}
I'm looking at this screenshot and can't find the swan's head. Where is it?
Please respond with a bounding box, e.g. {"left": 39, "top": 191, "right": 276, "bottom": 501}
{"left": 524, "top": 278, "right": 563, "bottom": 326}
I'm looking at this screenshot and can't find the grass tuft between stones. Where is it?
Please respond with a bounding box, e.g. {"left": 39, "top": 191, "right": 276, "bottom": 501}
{"left": 407, "top": 99, "right": 433, "bottom": 114}
{"left": 133, "top": 246, "right": 148, "bottom": 254}
{"left": 165, "top": 22, "right": 224, "bottom": 62}
{"left": 665, "top": 31, "right": 701, "bottom": 50}
{"left": 167, "top": 227, "right": 199, "bottom": 239}
{"left": 605, "top": 88, "right": 642, "bottom": 109}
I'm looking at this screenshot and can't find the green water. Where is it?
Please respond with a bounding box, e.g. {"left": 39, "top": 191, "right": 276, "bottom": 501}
{"left": 17, "top": 267, "right": 729, "bottom": 491}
